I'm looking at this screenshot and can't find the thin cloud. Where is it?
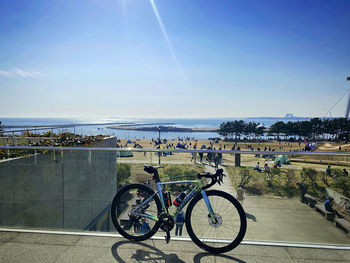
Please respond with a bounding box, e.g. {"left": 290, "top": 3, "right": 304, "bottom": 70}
{"left": 0, "top": 70, "right": 13, "bottom": 77}
{"left": 0, "top": 68, "right": 44, "bottom": 78}
{"left": 13, "top": 68, "right": 44, "bottom": 78}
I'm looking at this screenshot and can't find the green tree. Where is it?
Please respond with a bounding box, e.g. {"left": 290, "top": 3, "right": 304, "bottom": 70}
{"left": 218, "top": 121, "right": 232, "bottom": 138}
{"left": 269, "top": 121, "right": 286, "bottom": 139}
{"left": 232, "top": 120, "right": 245, "bottom": 140}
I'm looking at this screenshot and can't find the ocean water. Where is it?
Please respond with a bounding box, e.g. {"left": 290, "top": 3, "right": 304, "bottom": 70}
{"left": 0, "top": 117, "right": 310, "bottom": 140}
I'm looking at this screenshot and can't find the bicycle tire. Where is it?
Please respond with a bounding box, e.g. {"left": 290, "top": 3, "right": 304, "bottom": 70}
{"left": 338, "top": 200, "right": 346, "bottom": 213}
{"left": 185, "top": 190, "right": 247, "bottom": 253}
{"left": 111, "top": 183, "right": 162, "bottom": 241}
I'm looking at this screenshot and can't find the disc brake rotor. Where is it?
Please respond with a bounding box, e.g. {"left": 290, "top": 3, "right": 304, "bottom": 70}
{"left": 208, "top": 213, "right": 222, "bottom": 227}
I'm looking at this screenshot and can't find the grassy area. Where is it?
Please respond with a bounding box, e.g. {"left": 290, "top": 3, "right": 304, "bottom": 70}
{"left": 117, "top": 163, "right": 205, "bottom": 193}
{"left": 226, "top": 165, "right": 350, "bottom": 200}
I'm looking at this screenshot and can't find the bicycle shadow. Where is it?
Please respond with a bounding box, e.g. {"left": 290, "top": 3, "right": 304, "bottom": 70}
{"left": 111, "top": 241, "right": 185, "bottom": 263}
{"left": 194, "top": 252, "right": 246, "bottom": 263}
{"left": 245, "top": 212, "right": 257, "bottom": 222}
{"left": 111, "top": 241, "right": 246, "bottom": 263}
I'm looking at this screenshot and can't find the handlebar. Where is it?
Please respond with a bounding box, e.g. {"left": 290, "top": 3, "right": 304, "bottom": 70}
{"left": 197, "top": 169, "right": 225, "bottom": 190}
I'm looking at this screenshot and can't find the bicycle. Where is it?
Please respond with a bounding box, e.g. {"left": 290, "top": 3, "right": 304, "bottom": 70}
{"left": 338, "top": 197, "right": 350, "bottom": 215}
{"left": 111, "top": 165, "right": 247, "bottom": 254}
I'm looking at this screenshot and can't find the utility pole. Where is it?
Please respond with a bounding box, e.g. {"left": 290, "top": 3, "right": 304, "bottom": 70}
{"left": 346, "top": 77, "right": 350, "bottom": 119}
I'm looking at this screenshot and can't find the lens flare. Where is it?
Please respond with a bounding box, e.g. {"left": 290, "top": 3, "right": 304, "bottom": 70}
{"left": 149, "top": 0, "right": 187, "bottom": 81}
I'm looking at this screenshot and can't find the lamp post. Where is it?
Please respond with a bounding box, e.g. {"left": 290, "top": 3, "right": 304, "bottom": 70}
{"left": 346, "top": 77, "right": 350, "bottom": 119}
{"left": 158, "top": 126, "right": 161, "bottom": 166}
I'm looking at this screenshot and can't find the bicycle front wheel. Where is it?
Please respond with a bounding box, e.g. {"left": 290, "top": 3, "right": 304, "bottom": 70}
{"left": 186, "top": 190, "right": 247, "bottom": 253}
{"left": 111, "top": 183, "right": 162, "bottom": 241}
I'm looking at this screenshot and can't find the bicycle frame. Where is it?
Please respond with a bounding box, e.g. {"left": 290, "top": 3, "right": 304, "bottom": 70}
{"left": 131, "top": 177, "right": 216, "bottom": 222}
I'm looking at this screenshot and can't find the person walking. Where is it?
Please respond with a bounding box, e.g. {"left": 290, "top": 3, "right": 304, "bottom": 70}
{"left": 206, "top": 147, "right": 214, "bottom": 166}
{"left": 191, "top": 144, "right": 197, "bottom": 163}
{"left": 214, "top": 153, "right": 220, "bottom": 170}
{"left": 139, "top": 219, "right": 150, "bottom": 234}
{"left": 175, "top": 211, "right": 185, "bottom": 236}
{"left": 326, "top": 165, "right": 332, "bottom": 177}
{"left": 218, "top": 149, "right": 223, "bottom": 165}
{"left": 191, "top": 152, "right": 197, "bottom": 163}
{"left": 199, "top": 152, "right": 203, "bottom": 163}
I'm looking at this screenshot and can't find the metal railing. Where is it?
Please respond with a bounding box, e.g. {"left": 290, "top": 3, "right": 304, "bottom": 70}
{"left": 1, "top": 145, "right": 350, "bottom": 247}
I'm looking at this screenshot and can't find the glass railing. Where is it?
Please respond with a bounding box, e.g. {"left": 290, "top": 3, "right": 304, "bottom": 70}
{"left": 1, "top": 139, "right": 350, "bottom": 247}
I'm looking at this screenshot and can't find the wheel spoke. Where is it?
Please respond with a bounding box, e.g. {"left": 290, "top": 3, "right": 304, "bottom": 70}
{"left": 187, "top": 190, "right": 246, "bottom": 253}
{"left": 111, "top": 184, "right": 161, "bottom": 241}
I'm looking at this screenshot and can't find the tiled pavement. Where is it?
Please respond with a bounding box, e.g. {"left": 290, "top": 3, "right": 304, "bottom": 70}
{"left": 1, "top": 231, "right": 350, "bottom": 263}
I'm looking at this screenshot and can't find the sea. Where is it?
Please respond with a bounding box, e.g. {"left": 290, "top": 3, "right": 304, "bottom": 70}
{"left": 0, "top": 117, "right": 310, "bottom": 140}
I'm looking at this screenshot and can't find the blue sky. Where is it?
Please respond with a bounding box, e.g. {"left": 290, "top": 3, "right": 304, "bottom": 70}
{"left": 1, "top": 0, "right": 350, "bottom": 118}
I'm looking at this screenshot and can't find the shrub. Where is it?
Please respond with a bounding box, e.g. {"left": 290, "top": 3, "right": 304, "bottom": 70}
{"left": 42, "top": 131, "right": 57, "bottom": 137}
{"left": 319, "top": 171, "right": 329, "bottom": 187}
{"left": 238, "top": 169, "right": 252, "bottom": 188}
{"left": 264, "top": 167, "right": 280, "bottom": 187}
{"left": 117, "top": 163, "right": 131, "bottom": 187}
{"left": 301, "top": 168, "right": 318, "bottom": 186}
{"left": 332, "top": 176, "right": 350, "bottom": 197}
{"left": 285, "top": 170, "right": 296, "bottom": 186}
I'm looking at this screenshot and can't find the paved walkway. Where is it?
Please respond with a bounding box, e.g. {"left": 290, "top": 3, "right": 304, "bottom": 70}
{"left": 193, "top": 164, "right": 350, "bottom": 245}
{"left": 1, "top": 163, "right": 350, "bottom": 262}
{"left": 1, "top": 231, "right": 350, "bottom": 263}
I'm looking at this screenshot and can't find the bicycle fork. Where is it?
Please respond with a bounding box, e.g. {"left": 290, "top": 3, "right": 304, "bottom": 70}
{"left": 201, "top": 190, "right": 217, "bottom": 223}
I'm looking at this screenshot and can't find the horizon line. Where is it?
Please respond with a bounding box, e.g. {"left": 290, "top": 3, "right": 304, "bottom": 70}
{"left": 0, "top": 116, "right": 343, "bottom": 120}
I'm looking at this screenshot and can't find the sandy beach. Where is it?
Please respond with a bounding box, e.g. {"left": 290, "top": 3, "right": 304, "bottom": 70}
{"left": 117, "top": 138, "right": 350, "bottom": 169}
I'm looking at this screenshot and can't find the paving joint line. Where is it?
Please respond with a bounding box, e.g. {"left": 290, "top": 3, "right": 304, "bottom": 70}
{"left": 53, "top": 244, "right": 73, "bottom": 263}
{"left": 1, "top": 228, "right": 350, "bottom": 250}
{"left": 284, "top": 246, "right": 297, "bottom": 263}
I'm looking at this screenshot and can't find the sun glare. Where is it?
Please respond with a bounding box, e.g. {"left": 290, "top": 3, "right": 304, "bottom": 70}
{"left": 149, "top": 0, "right": 187, "bottom": 81}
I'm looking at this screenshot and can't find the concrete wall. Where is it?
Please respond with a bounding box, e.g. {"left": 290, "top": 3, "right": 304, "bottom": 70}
{"left": 326, "top": 188, "right": 347, "bottom": 205}
{"left": 0, "top": 137, "right": 117, "bottom": 230}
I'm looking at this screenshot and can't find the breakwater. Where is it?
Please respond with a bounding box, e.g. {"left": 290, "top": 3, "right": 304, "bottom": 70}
{"left": 107, "top": 125, "right": 218, "bottom": 133}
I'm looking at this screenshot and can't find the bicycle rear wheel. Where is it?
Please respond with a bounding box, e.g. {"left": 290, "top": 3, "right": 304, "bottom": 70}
{"left": 185, "top": 190, "right": 247, "bottom": 253}
{"left": 111, "top": 183, "right": 162, "bottom": 241}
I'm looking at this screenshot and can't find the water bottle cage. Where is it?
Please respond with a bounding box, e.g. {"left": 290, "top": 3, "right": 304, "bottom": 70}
{"left": 173, "top": 192, "right": 186, "bottom": 207}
